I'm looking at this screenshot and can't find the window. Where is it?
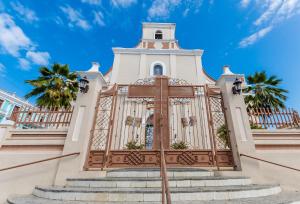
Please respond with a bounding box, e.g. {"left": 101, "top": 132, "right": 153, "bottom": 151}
{"left": 155, "top": 30, "right": 163, "bottom": 40}
{"left": 153, "top": 64, "right": 163, "bottom": 75}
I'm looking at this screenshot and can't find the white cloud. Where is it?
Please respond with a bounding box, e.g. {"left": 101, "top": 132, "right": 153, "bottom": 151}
{"left": 240, "top": 0, "right": 300, "bottom": 25}
{"left": 60, "top": 5, "right": 91, "bottom": 30}
{"left": 244, "top": 0, "right": 300, "bottom": 26}
{"left": 148, "top": 0, "right": 181, "bottom": 19}
{"left": 254, "top": 1, "right": 283, "bottom": 26}
{"left": 147, "top": 0, "right": 203, "bottom": 20}
{"left": 240, "top": 0, "right": 250, "bottom": 8}
{"left": 239, "top": 26, "right": 273, "bottom": 48}
{"left": 93, "top": 11, "right": 105, "bottom": 26}
{"left": 0, "top": 13, "right": 32, "bottom": 56}
{"left": 239, "top": 0, "right": 300, "bottom": 47}
{"left": 54, "top": 16, "right": 64, "bottom": 25}
{"left": 111, "top": 0, "right": 137, "bottom": 8}
{"left": 81, "top": 0, "right": 101, "bottom": 5}
{"left": 0, "top": 13, "right": 51, "bottom": 70}
{"left": 0, "top": 63, "right": 5, "bottom": 76}
{"left": 10, "top": 1, "right": 39, "bottom": 23}
{"left": 18, "top": 58, "right": 31, "bottom": 70}
{"left": 183, "top": 8, "right": 190, "bottom": 17}
{"left": 26, "top": 51, "right": 50, "bottom": 66}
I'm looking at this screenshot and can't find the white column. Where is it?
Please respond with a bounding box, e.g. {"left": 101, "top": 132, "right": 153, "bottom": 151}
{"left": 54, "top": 63, "right": 106, "bottom": 185}
{"left": 216, "top": 66, "right": 259, "bottom": 175}
{"left": 110, "top": 53, "right": 120, "bottom": 84}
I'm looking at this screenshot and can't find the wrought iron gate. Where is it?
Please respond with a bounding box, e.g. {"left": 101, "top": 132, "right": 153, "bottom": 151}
{"left": 84, "top": 77, "right": 234, "bottom": 169}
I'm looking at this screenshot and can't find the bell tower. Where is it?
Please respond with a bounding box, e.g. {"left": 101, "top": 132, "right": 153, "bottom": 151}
{"left": 137, "top": 23, "right": 179, "bottom": 50}
{"left": 109, "top": 22, "right": 213, "bottom": 85}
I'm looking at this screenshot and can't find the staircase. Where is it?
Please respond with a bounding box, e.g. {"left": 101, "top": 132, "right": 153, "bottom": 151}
{"left": 7, "top": 168, "right": 300, "bottom": 204}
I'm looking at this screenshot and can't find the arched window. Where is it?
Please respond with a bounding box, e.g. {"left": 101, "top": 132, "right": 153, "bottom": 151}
{"left": 155, "top": 30, "right": 163, "bottom": 40}
{"left": 153, "top": 64, "right": 163, "bottom": 75}
{"left": 145, "top": 114, "right": 154, "bottom": 150}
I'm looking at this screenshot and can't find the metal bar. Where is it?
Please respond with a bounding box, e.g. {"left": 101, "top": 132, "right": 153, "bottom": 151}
{"left": 272, "top": 108, "right": 281, "bottom": 129}
{"left": 84, "top": 92, "right": 102, "bottom": 170}
{"left": 205, "top": 85, "right": 219, "bottom": 169}
{"left": 103, "top": 84, "right": 118, "bottom": 168}
{"left": 0, "top": 152, "right": 80, "bottom": 172}
{"left": 247, "top": 108, "right": 300, "bottom": 129}
{"left": 240, "top": 153, "right": 300, "bottom": 172}
{"left": 159, "top": 77, "right": 171, "bottom": 204}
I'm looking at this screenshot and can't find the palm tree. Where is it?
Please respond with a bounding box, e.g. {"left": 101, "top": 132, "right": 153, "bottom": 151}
{"left": 243, "top": 71, "right": 288, "bottom": 109}
{"left": 25, "top": 64, "right": 79, "bottom": 109}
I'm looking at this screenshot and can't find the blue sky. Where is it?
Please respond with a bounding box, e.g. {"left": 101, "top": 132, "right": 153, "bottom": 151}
{"left": 0, "top": 0, "right": 300, "bottom": 111}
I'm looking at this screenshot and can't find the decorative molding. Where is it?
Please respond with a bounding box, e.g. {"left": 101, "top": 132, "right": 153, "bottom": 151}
{"left": 0, "top": 145, "right": 64, "bottom": 151}
{"left": 86, "top": 150, "right": 234, "bottom": 169}
{"left": 142, "top": 22, "right": 175, "bottom": 29}
{"left": 255, "top": 144, "right": 300, "bottom": 150}
{"left": 113, "top": 48, "right": 203, "bottom": 56}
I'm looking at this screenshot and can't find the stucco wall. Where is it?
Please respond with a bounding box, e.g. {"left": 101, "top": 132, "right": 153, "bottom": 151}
{"left": 112, "top": 52, "right": 209, "bottom": 85}
{"left": 0, "top": 128, "right": 70, "bottom": 203}
{"left": 115, "top": 54, "right": 141, "bottom": 84}
{"left": 254, "top": 150, "right": 300, "bottom": 191}
{"left": 0, "top": 151, "right": 62, "bottom": 203}
{"left": 251, "top": 129, "right": 300, "bottom": 191}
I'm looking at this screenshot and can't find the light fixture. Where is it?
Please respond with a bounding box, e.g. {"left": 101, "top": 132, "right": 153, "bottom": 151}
{"left": 232, "top": 78, "right": 243, "bottom": 95}
{"left": 79, "top": 76, "right": 89, "bottom": 93}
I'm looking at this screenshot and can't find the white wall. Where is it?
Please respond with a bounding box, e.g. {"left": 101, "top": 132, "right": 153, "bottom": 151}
{"left": 0, "top": 151, "right": 62, "bottom": 203}
{"left": 112, "top": 52, "right": 208, "bottom": 85}
{"left": 254, "top": 150, "right": 300, "bottom": 191}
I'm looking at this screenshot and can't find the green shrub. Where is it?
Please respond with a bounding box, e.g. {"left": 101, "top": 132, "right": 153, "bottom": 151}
{"left": 125, "top": 141, "right": 144, "bottom": 150}
{"left": 217, "top": 125, "right": 230, "bottom": 148}
{"left": 171, "top": 141, "right": 188, "bottom": 150}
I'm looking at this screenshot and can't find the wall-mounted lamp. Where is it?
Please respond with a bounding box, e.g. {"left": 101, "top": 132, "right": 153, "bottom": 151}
{"left": 79, "top": 76, "right": 89, "bottom": 93}
{"left": 232, "top": 78, "right": 243, "bottom": 95}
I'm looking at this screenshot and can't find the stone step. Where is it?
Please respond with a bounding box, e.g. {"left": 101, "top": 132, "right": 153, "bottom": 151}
{"left": 32, "top": 185, "right": 281, "bottom": 202}
{"left": 106, "top": 168, "right": 214, "bottom": 178}
{"left": 67, "top": 176, "right": 252, "bottom": 188}
{"left": 8, "top": 191, "right": 300, "bottom": 204}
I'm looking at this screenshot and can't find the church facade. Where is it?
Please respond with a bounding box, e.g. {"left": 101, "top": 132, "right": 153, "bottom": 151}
{"left": 1, "top": 22, "right": 300, "bottom": 203}
{"left": 84, "top": 23, "right": 234, "bottom": 169}
{"left": 105, "top": 23, "right": 214, "bottom": 85}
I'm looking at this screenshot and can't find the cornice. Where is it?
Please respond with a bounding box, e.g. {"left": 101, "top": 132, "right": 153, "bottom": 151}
{"left": 142, "top": 22, "right": 175, "bottom": 29}
{"left": 112, "top": 48, "right": 203, "bottom": 56}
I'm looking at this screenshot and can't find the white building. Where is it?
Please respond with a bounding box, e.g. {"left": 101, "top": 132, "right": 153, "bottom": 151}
{"left": 0, "top": 89, "right": 32, "bottom": 124}
{"left": 105, "top": 22, "right": 215, "bottom": 85}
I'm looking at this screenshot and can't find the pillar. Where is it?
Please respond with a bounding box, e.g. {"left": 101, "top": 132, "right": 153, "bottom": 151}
{"left": 54, "top": 62, "right": 106, "bottom": 185}
{"left": 216, "top": 66, "right": 261, "bottom": 179}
